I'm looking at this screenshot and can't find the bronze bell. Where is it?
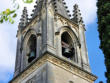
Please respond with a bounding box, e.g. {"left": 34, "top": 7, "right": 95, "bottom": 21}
{"left": 63, "top": 48, "right": 71, "bottom": 58}
{"left": 28, "top": 51, "right": 35, "bottom": 62}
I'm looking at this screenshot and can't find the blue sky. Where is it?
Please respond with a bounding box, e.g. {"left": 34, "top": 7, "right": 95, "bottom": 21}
{"left": 0, "top": 0, "right": 106, "bottom": 83}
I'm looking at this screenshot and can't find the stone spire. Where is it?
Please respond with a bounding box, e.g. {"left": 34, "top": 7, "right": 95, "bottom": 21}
{"left": 53, "top": 0, "right": 70, "bottom": 19}
{"left": 30, "top": 0, "right": 71, "bottom": 20}
{"left": 30, "top": 0, "right": 43, "bottom": 20}
{"left": 72, "top": 4, "right": 83, "bottom": 24}
{"left": 19, "top": 7, "right": 28, "bottom": 29}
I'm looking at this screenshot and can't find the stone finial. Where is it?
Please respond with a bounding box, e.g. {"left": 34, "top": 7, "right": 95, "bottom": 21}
{"left": 19, "top": 7, "right": 28, "bottom": 28}
{"left": 72, "top": 4, "right": 83, "bottom": 24}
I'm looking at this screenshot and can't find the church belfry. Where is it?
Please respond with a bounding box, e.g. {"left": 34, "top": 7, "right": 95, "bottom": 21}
{"left": 10, "top": 0, "right": 97, "bottom": 83}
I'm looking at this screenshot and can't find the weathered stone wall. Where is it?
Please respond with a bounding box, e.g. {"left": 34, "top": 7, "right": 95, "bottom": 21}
{"left": 10, "top": 54, "right": 97, "bottom": 83}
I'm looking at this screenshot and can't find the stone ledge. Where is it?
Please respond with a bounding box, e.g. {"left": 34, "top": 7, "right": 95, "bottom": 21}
{"left": 10, "top": 53, "right": 97, "bottom": 83}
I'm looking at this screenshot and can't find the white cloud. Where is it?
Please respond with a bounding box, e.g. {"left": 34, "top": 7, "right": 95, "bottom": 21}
{"left": 65, "top": 0, "right": 97, "bottom": 25}
{"left": 0, "top": 1, "right": 36, "bottom": 82}
{"left": 0, "top": 23, "right": 17, "bottom": 82}
{"left": 0, "top": 24, "right": 16, "bottom": 70}
{"left": 0, "top": 0, "right": 36, "bottom": 70}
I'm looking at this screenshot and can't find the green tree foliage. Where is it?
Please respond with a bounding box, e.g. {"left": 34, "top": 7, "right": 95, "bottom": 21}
{"left": 22, "top": 0, "right": 33, "bottom": 3}
{"left": 97, "top": 0, "right": 110, "bottom": 83}
{"left": 0, "top": 0, "right": 33, "bottom": 24}
{"left": 0, "top": 9, "right": 16, "bottom": 24}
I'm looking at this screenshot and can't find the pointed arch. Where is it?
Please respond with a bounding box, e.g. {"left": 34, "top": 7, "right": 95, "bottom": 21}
{"left": 23, "top": 29, "right": 37, "bottom": 50}
{"left": 56, "top": 26, "right": 81, "bottom": 47}
{"left": 27, "top": 34, "right": 37, "bottom": 63}
{"left": 22, "top": 29, "right": 37, "bottom": 64}
{"left": 58, "top": 26, "right": 80, "bottom": 62}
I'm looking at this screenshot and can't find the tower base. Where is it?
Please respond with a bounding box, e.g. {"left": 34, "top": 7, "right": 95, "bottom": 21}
{"left": 10, "top": 54, "right": 97, "bottom": 83}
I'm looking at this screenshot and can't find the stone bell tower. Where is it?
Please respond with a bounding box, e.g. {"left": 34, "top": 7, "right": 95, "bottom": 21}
{"left": 10, "top": 0, "right": 97, "bottom": 83}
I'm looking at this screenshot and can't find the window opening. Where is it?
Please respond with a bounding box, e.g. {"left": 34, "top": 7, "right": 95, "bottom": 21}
{"left": 61, "top": 32, "right": 75, "bottom": 60}
{"left": 27, "top": 35, "right": 36, "bottom": 63}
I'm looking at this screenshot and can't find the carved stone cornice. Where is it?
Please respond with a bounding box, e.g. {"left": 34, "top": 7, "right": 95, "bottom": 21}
{"left": 10, "top": 54, "right": 97, "bottom": 83}
{"left": 55, "top": 13, "right": 79, "bottom": 33}
{"left": 46, "top": 54, "right": 97, "bottom": 82}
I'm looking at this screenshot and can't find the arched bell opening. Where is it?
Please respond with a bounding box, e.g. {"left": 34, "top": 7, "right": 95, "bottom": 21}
{"left": 61, "top": 32, "right": 75, "bottom": 60}
{"left": 27, "top": 35, "right": 36, "bottom": 63}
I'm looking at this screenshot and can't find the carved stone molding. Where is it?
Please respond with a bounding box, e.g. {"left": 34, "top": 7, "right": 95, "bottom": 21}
{"left": 55, "top": 13, "right": 79, "bottom": 33}
{"left": 46, "top": 55, "right": 97, "bottom": 82}
{"left": 10, "top": 54, "right": 97, "bottom": 83}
